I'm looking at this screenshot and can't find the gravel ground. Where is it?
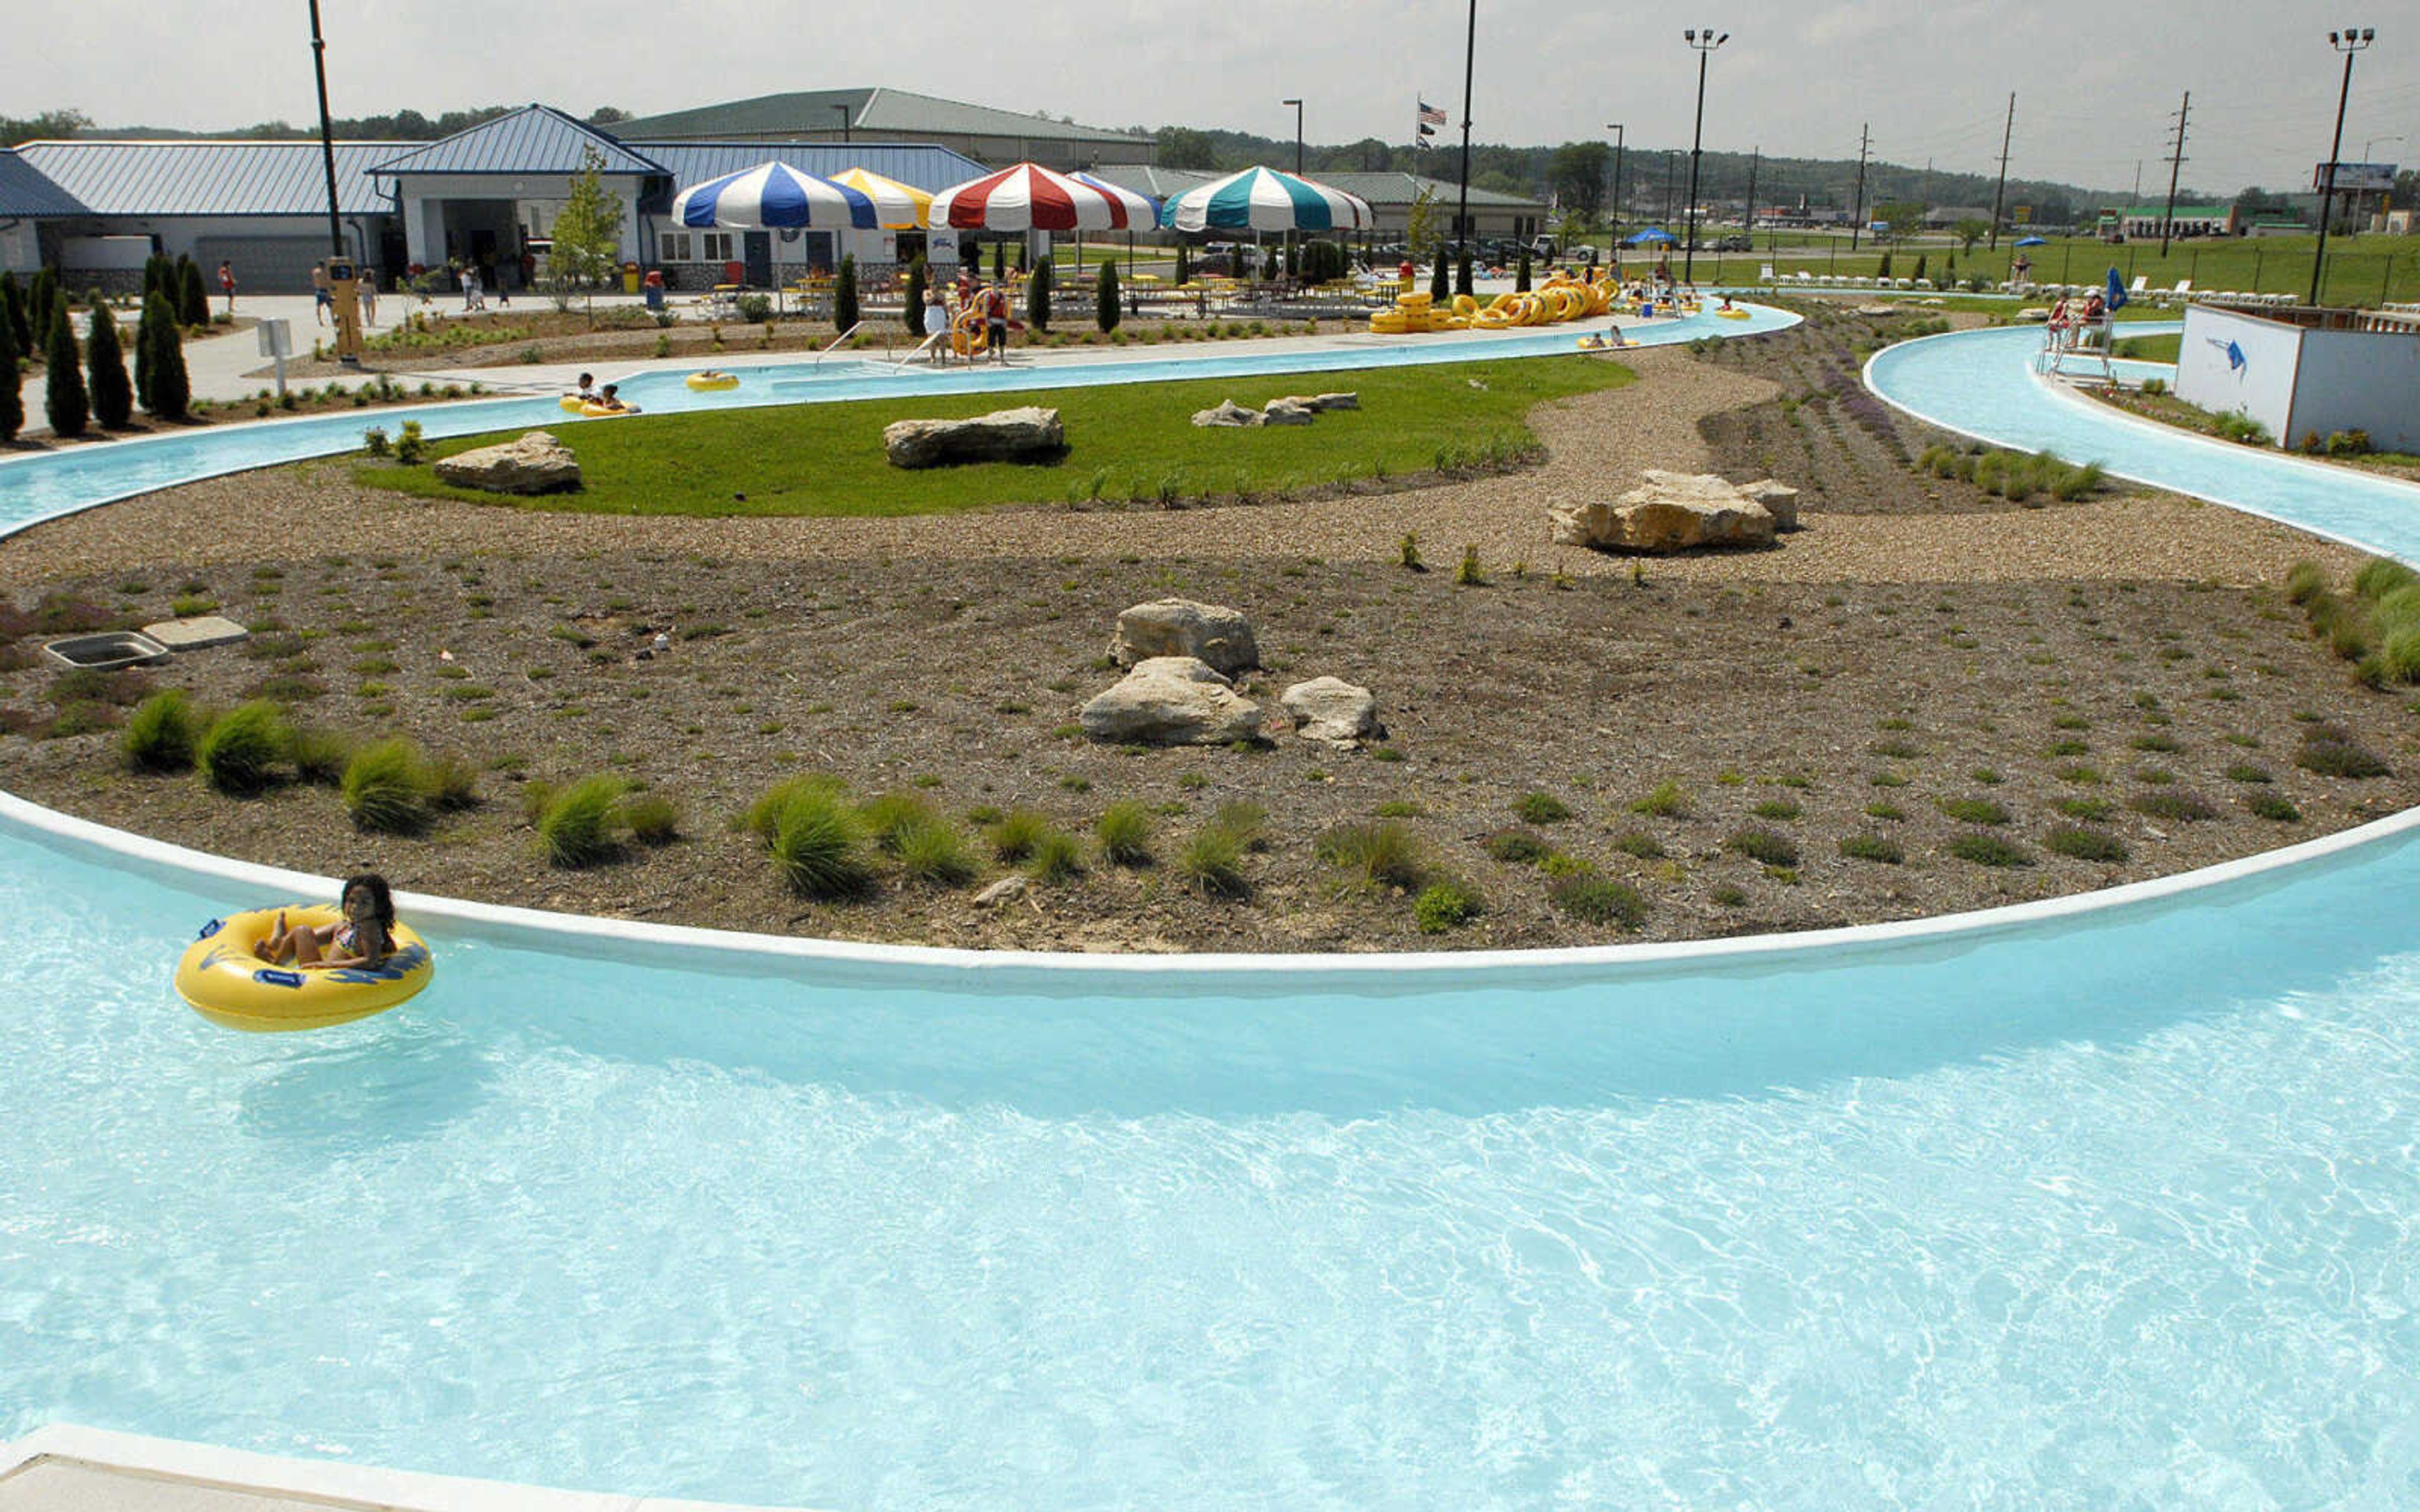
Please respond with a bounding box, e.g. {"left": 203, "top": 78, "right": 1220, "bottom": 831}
{"left": 4, "top": 312, "right": 2412, "bottom": 954}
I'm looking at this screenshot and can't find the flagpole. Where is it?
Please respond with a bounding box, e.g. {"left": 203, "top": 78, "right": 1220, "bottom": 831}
{"left": 1456, "top": 0, "right": 1477, "bottom": 290}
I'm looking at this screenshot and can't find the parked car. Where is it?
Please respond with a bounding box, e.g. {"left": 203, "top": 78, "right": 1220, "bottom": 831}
{"left": 1715, "top": 234, "right": 1753, "bottom": 252}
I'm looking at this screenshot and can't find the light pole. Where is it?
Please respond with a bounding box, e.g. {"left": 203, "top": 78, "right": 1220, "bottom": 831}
{"left": 1606, "top": 123, "right": 1625, "bottom": 238}
{"left": 1662, "top": 150, "right": 1676, "bottom": 226}
{"left": 834, "top": 103, "right": 851, "bottom": 144}
{"left": 2363, "top": 133, "right": 2406, "bottom": 228}
{"left": 1281, "top": 98, "right": 1303, "bottom": 275}
{"left": 2310, "top": 26, "right": 2375, "bottom": 308}
{"left": 1681, "top": 26, "right": 1728, "bottom": 282}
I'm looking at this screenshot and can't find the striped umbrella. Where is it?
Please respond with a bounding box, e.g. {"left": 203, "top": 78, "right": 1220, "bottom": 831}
{"left": 1161, "top": 166, "right": 1373, "bottom": 233}
{"left": 1070, "top": 172, "right": 1161, "bottom": 229}
{"left": 829, "top": 166, "right": 931, "bottom": 229}
{"left": 669, "top": 161, "right": 877, "bottom": 229}
{"left": 929, "top": 162, "right": 1150, "bottom": 231}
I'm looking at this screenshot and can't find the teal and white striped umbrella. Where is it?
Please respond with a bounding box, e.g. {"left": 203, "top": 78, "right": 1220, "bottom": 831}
{"left": 1160, "top": 166, "right": 1374, "bottom": 233}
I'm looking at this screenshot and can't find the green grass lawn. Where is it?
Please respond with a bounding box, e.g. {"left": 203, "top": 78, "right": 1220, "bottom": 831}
{"left": 354, "top": 357, "right": 1635, "bottom": 517}
{"left": 2112, "top": 333, "right": 2182, "bottom": 362}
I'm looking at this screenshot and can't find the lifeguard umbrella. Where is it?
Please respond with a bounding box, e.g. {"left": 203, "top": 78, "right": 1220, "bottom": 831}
{"left": 1159, "top": 166, "right": 1373, "bottom": 232}
{"left": 670, "top": 161, "right": 877, "bottom": 229}
{"left": 1625, "top": 227, "right": 1675, "bottom": 245}
{"left": 829, "top": 166, "right": 930, "bottom": 229}
{"left": 929, "top": 162, "right": 1151, "bottom": 231}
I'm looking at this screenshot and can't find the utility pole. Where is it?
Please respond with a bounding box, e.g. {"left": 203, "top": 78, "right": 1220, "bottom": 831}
{"left": 1849, "top": 123, "right": 1871, "bottom": 250}
{"left": 1988, "top": 92, "right": 2015, "bottom": 250}
{"left": 1743, "top": 146, "right": 1760, "bottom": 237}
{"left": 2160, "top": 91, "right": 2191, "bottom": 255}
{"left": 1455, "top": 0, "right": 1477, "bottom": 282}
{"left": 1606, "top": 123, "right": 1625, "bottom": 235}
{"left": 2311, "top": 28, "right": 2376, "bottom": 309}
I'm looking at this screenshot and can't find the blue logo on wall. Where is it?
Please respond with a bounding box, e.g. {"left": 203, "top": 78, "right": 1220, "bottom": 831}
{"left": 2203, "top": 336, "right": 2249, "bottom": 379}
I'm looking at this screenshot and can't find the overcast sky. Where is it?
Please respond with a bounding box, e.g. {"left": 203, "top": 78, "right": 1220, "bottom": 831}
{"left": 20, "top": 0, "right": 2417, "bottom": 199}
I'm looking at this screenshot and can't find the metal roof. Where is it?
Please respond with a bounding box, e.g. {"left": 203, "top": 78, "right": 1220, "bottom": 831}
{"left": 367, "top": 105, "right": 662, "bottom": 178}
{"left": 0, "top": 149, "right": 86, "bottom": 217}
{"left": 635, "top": 142, "right": 991, "bottom": 211}
{"left": 614, "top": 88, "right": 1146, "bottom": 146}
{"left": 13, "top": 139, "right": 404, "bottom": 216}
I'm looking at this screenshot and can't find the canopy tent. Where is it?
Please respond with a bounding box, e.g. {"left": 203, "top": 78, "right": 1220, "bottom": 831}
{"left": 930, "top": 162, "right": 1153, "bottom": 231}
{"left": 829, "top": 166, "right": 930, "bottom": 230}
{"left": 1624, "top": 227, "right": 1675, "bottom": 246}
{"left": 669, "top": 161, "right": 878, "bottom": 229}
{"left": 1159, "top": 166, "right": 1373, "bottom": 233}
{"left": 2014, "top": 235, "right": 2049, "bottom": 247}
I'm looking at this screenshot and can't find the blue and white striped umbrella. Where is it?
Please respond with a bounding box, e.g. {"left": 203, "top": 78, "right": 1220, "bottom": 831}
{"left": 1160, "top": 166, "right": 1373, "bottom": 233}
{"left": 669, "top": 161, "right": 878, "bottom": 230}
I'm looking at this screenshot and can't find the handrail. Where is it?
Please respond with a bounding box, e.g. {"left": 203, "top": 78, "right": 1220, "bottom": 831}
{"left": 813, "top": 323, "right": 868, "bottom": 374}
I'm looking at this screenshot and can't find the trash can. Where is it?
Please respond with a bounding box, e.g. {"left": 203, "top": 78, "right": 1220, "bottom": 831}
{"left": 642, "top": 269, "right": 664, "bottom": 311}
{"left": 621, "top": 260, "right": 641, "bottom": 295}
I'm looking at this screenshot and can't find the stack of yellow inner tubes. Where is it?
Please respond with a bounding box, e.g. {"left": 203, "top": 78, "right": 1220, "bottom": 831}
{"left": 1371, "top": 273, "right": 1635, "bottom": 335}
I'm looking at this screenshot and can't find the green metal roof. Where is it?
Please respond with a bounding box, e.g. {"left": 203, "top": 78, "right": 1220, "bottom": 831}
{"left": 13, "top": 139, "right": 404, "bottom": 215}
{"left": 368, "top": 105, "right": 662, "bottom": 178}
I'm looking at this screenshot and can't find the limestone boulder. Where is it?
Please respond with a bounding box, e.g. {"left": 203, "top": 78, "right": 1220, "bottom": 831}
{"left": 1551, "top": 470, "right": 1785, "bottom": 554}
{"left": 1192, "top": 399, "right": 1262, "bottom": 428}
{"left": 1270, "top": 392, "right": 1360, "bottom": 413}
{"left": 883, "top": 406, "right": 1064, "bottom": 467}
{"left": 1109, "top": 598, "right": 1260, "bottom": 676}
{"left": 1739, "top": 477, "right": 1801, "bottom": 530}
{"left": 431, "top": 430, "right": 581, "bottom": 495}
{"left": 1080, "top": 657, "right": 1262, "bottom": 746}
{"left": 1281, "top": 677, "right": 1380, "bottom": 745}
{"left": 1260, "top": 399, "right": 1317, "bottom": 426}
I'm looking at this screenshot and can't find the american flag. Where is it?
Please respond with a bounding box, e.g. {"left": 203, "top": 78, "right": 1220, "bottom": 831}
{"left": 1417, "top": 101, "right": 1448, "bottom": 126}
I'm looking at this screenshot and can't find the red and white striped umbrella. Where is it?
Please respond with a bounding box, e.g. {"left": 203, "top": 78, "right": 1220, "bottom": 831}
{"left": 928, "top": 161, "right": 1155, "bottom": 232}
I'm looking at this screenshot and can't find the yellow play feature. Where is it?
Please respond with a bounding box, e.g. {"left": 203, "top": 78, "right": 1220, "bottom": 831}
{"left": 1369, "top": 275, "right": 1701, "bottom": 335}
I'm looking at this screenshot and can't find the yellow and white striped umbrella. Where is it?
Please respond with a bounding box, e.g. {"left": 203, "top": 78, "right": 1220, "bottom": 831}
{"left": 829, "top": 167, "right": 930, "bottom": 229}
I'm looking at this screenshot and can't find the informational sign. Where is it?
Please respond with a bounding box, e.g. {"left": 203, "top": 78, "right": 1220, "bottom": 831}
{"left": 2013, "top": 205, "right": 2032, "bottom": 224}
{"left": 2314, "top": 162, "right": 2399, "bottom": 193}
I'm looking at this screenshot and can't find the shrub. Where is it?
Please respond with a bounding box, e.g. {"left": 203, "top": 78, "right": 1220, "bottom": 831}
{"left": 2353, "top": 558, "right": 2415, "bottom": 602}
{"left": 195, "top": 700, "right": 285, "bottom": 794}
{"left": 393, "top": 420, "right": 425, "bottom": 464}
{"left": 1751, "top": 798, "right": 1802, "bottom": 821}
{"left": 1838, "top": 832, "right": 1904, "bottom": 864}
{"left": 1413, "top": 878, "right": 1484, "bottom": 934}
{"left": 1550, "top": 874, "right": 1648, "bottom": 929}
{"left": 84, "top": 295, "right": 132, "bottom": 428}
{"left": 2046, "top": 827, "right": 2128, "bottom": 862}
{"left": 1484, "top": 828, "right": 1552, "bottom": 864}
{"left": 1611, "top": 830, "right": 1667, "bottom": 860}
{"left": 2128, "top": 789, "right": 2218, "bottom": 822}
{"left": 1095, "top": 258, "right": 1121, "bottom": 333}
{"left": 1949, "top": 833, "right": 2034, "bottom": 867}
{"left": 2283, "top": 560, "right": 2329, "bottom": 609}
{"left": 1178, "top": 823, "right": 1250, "bottom": 896}
{"left": 2296, "top": 727, "right": 2390, "bottom": 778}
{"left": 139, "top": 290, "right": 188, "bottom": 420}
{"left": 1513, "top": 791, "right": 1570, "bottom": 824}
{"left": 2245, "top": 792, "right": 2302, "bottom": 822}
{"left": 766, "top": 782, "right": 873, "bottom": 897}
{"left": 1632, "top": 780, "right": 1690, "bottom": 817}
{"left": 1723, "top": 827, "right": 1798, "bottom": 867}
{"left": 362, "top": 426, "right": 391, "bottom": 457}
{"left": 342, "top": 736, "right": 433, "bottom": 833}
{"left": 1096, "top": 800, "right": 1155, "bottom": 866}
{"left": 289, "top": 724, "right": 352, "bottom": 784}
{"left": 621, "top": 793, "right": 680, "bottom": 844}
{"left": 43, "top": 314, "right": 88, "bottom": 438}
{"left": 1453, "top": 544, "right": 1487, "bottom": 586}
{"left": 1935, "top": 796, "right": 2011, "bottom": 825}
{"left": 1316, "top": 820, "right": 1427, "bottom": 890}
{"left": 121, "top": 689, "right": 201, "bottom": 772}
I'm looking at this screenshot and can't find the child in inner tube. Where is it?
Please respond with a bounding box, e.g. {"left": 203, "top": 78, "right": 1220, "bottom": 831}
{"left": 591, "top": 383, "right": 637, "bottom": 413}
{"left": 254, "top": 873, "right": 396, "bottom": 971}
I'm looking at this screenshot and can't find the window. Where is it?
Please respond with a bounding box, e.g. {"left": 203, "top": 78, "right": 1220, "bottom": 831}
{"left": 659, "top": 231, "right": 734, "bottom": 263}
{"left": 703, "top": 231, "right": 735, "bottom": 263}
{"left": 661, "top": 231, "right": 692, "bottom": 262}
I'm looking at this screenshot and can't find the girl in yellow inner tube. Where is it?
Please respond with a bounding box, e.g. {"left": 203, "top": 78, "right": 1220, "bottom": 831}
{"left": 255, "top": 873, "right": 396, "bottom": 971}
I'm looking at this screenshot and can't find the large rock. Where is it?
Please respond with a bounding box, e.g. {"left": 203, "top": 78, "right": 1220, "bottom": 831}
{"left": 1281, "top": 677, "right": 1380, "bottom": 745}
{"left": 1080, "top": 657, "right": 1262, "bottom": 746}
{"left": 1550, "top": 470, "right": 1786, "bottom": 554}
{"left": 1192, "top": 399, "right": 1262, "bottom": 428}
{"left": 1109, "top": 598, "right": 1260, "bottom": 677}
{"left": 883, "top": 406, "right": 1064, "bottom": 467}
{"left": 1260, "top": 399, "right": 1317, "bottom": 426}
{"left": 1270, "top": 392, "right": 1360, "bottom": 412}
{"left": 431, "top": 430, "right": 581, "bottom": 495}
{"left": 1739, "top": 477, "right": 1801, "bottom": 530}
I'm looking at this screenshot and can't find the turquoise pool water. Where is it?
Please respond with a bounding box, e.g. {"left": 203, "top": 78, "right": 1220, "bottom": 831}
{"left": 5, "top": 317, "right": 2419, "bottom": 1509}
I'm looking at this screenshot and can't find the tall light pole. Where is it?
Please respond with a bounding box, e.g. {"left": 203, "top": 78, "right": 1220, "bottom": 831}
{"left": 1681, "top": 26, "right": 1728, "bottom": 282}
{"left": 1455, "top": 0, "right": 1477, "bottom": 291}
{"left": 1662, "top": 150, "right": 1676, "bottom": 225}
{"left": 2310, "top": 26, "right": 2375, "bottom": 308}
{"left": 307, "top": 0, "right": 343, "bottom": 261}
{"left": 1606, "top": 123, "right": 1625, "bottom": 236}
{"left": 2363, "top": 133, "right": 2406, "bottom": 228}
{"left": 1281, "top": 98, "right": 1303, "bottom": 276}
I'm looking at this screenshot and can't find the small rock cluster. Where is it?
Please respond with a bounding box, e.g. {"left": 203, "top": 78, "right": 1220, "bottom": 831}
{"left": 1191, "top": 392, "right": 1360, "bottom": 428}
{"left": 1079, "top": 598, "right": 1380, "bottom": 748}
{"left": 883, "top": 406, "right": 1066, "bottom": 468}
{"left": 432, "top": 431, "right": 582, "bottom": 495}
{"left": 1551, "top": 469, "right": 1802, "bottom": 554}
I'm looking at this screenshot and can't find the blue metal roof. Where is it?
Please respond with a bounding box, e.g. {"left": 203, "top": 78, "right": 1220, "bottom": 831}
{"left": 635, "top": 142, "right": 990, "bottom": 210}
{"left": 369, "top": 105, "right": 662, "bottom": 178}
{"left": 13, "top": 140, "right": 402, "bottom": 216}
{"left": 0, "top": 149, "right": 87, "bottom": 216}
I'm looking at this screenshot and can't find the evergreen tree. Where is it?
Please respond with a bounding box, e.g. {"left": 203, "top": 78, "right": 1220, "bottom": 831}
{"left": 992, "top": 241, "right": 1005, "bottom": 280}
{"left": 1876, "top": 250, "right": 1894, "bottom": 280}
{"left": 1515, "top": 249, "right": 1532, "bottom": 292}
{"left": 141, "top": 254, "right": 170, "bottom": 306}
{"left": 0, "top": 270, "right": 26, "bottom": 355}
{"left": 132, "top": 286, "right": 154, "bottom": 412}
{"left": 1095, "top": 259, "right": 1121, "bottom": 333}
{"left": 904, "top": 255, "right": 928, "bottom": 337}
{"left": 0, "top": 311, "right": 21, "bottom": 444}
{"left": 43, "top": 313, "right": 88, "bottom": 437}
{"left": 28, "top": 266, "right": 57, "bottom": 346}
{"left": 1429, "top": 255, "right": 1449, "bottom": 304}
{"left": 1911, "top": 253, "right": 1928, "bottom": 284}
{"left": 1026, "top": 259, "right": 1052, "bottom": 332}
{"left": 1456, "top": 251, "right": 1473, "bottom": 297}
{"left": 141, "top": 290, "right": 188, "bottom": 420}
{"left": 177, "top": 256, "right": 209, "bottom": 327}
{"left": 84, "top": 291, "right": 132, "bottom": 428}
{"left": 1175, "top": 244, "right": 1192, "bottom": 284}
{"left": 834, "top": 255, "right": 860, "bottom": 335}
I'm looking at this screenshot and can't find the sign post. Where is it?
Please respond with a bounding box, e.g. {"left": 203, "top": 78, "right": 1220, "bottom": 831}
{"left": 255, "top": 318, "right": 291, "bottom": 398}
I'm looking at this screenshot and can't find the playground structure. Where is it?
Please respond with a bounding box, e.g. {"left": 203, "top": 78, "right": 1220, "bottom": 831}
{"left": 1369, "top": 275, "right": 1701, "bottom": 335}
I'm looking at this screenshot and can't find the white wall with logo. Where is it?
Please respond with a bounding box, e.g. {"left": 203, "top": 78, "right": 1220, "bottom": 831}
{"left": 2175, "top": 306, "right": 2302, "bottom": 442}
{"left": 2291, "top": 328, "right": 2420, "bottom": 454}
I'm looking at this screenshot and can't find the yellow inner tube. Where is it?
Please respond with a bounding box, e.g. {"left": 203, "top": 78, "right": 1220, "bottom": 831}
{"left": 951, "top": 307, "right": 985, "bottom": 355}
{"left": 685, "top": 372, "right": 739, "bottom": 391}
{"left": 580, "top": 402, "right": 636, "bottom": 418}
{"left": 174, "top": 903, "right": 434, "bottom": 1033}
{"left": 558, "top": 396, "right": 585, "bottom": 413}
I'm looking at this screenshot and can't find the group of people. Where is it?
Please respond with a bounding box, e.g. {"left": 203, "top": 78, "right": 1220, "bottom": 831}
{"left": 295, "top": 260, "right": 379, "bottom": 328}
{"left": 2045, "top": 289, "right": 2109, "bottom": 351}
{"left": 567, "top": 372, "right": 635, "bottom": 412}
{"left": 912, "top": 272, "right": 1015, "bottom": 365}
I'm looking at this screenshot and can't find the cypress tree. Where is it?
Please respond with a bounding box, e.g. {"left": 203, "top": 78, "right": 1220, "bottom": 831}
{"left": 141, "top": 255, "right": 168, "bottom": 305}
{"left": 833, "top": 254, "right": 860, "bottom": 336}
{"left": 904, "top": 255, "right": 928, "bottom": 337}
{"left": 177, "top": 256, "right": 210, "bottom": 327}
{"left": 1429, "top": 253, "right": 1449, "bottom": 305}
{"left": 1456, "top": 251, "right": 1473, "bottom": 297}
{"left": 1175, "top": 243, "right": 1191, "bottom": 285}
{"left": 84, "top": 292, "right": 132, "bottom": 428}
{"left": 132, "top": 287, "right": 155, "bottom": 413}
{"left": 991, "top": 241, "right": 1005, "bottom": 280}
{"left": 1095, "top": 259, "right": 1121, "bottom": 333}
{"left": 28, "top": 267, "right": 57, "bottom": 348}
{"left": 1515, "top": 249, "right": 1532, "bottom": 292}
{"left": 141, "top": 290, "right": 188, "bottom": 420}
{"left": 43, "top": 312, "right": 88, "bottom": 437}
{"left": 0, "top": 271, "right": 26, "bottom": 355}
{"left": 0, "top": 311, "right": 21, "bottom": 443}
{"left": 1026, "top": 259, "right": 1052, "bottom": 332}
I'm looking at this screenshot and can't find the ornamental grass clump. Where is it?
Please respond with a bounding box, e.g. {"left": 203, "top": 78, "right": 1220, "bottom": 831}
{"left": 1095, "top": 801, "right": 1155, "bottom": 868}
{"left": 538, "top": 774, "right": 627, "bottom": 868}
{"left": 620, "top": 793, "right": 680, "bottom": 844}
{"left": 763, "top": 781, "right": 873, "bottom": 898}
{"left": 2295, "top": 725, "right": 2390, "bottom": 779}
{"left": 121, "top": 689, "right": 200, "bottom": 773}
{"left": 896, "top": 818, "right": 979, "bottom": 886}
{"left": 195, "top": 700, "right": 286, "bottom": 794}
{"left": 2046, "top": 826, "right": 2128, "bottom": 862}
{"left": 1549, "top": 874, "right": 1648, "bottom": 929}
{"left": 1723, "top": 827, "right": 1798, "bottom": 868}
{"left": 1315, "top": 820, "right": 1428, "bottom": 891}
{"left": 341, "top": 736, "right": 434, "bottom": 834}
{"left": 988, "top": 807, "right": 1055, "bottom": 864}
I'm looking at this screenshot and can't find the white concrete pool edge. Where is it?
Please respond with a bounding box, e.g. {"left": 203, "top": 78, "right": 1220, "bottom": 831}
{"left": 0, "top": 1422, "right": 816, "bottom": 1511}
{"left": 12, "top": 782, "right": 2420, "bottom": 987}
